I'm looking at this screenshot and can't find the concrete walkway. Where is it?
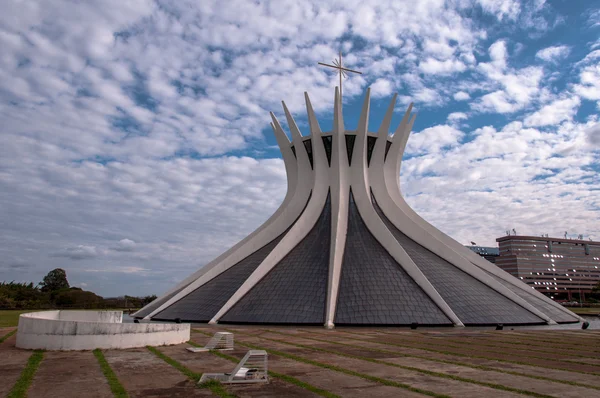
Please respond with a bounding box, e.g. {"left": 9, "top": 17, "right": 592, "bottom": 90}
{"left": 2, "top": 325, "right": 600, "bottom": 397}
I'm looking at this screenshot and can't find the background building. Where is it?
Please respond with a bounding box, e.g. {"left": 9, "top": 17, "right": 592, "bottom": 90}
{"left": 495, "top": 235, "right": 600, "bottom": 301}
{"left": 466, "top": 246, "right": 499, "bottom": 263}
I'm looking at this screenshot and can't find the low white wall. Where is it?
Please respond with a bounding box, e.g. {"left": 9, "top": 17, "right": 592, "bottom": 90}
{"left": 57, "top": 310, "right": 122, "bottom": 323}
{"left": 16, "top": 310, "right": 190, "bottom": 351}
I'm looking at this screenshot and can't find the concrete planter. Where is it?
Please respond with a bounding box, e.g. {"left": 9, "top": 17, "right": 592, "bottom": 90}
{"left": 16, "top": 310, "right": 190, "bottom": 350}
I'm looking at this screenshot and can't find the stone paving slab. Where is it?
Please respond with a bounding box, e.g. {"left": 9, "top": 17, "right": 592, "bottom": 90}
{"left": 104, "top": 347, "right": 212, "bottom": 397}
{"left": 508, "top": 331, "right": 600, "bottom": 342}
{"left": 0, "top": 333, "right": 32, "bottom": 397}
{"left": 314, "top": 330, "right": 600, "bottom": 374}
{"left": 0, "top": 326, "right": 17, "bottom": 335}
{"left": 159, "top": 343, "right": 319, "bottom": 397}
{"left": 257, "top": 331, "right": 600, "bottom": 397}
{"left": 282, "top": 330, "right": 600, "bottom": 387}
{"left": 236, "top": 334, "right": 524, "bottom": 398}
{"left": 28, "top": 351, "right": 112, "bottom": 398}
{"left": 444, "top": 334, "right": 600, "bottom": 356}
{"left": 564, "top": 357, "right": 600, "bottom": 365}
{"left": 409, "top": 334, "right": 600, "bottom": 358}
{"left": 334, "top": 329, "right": 589, "bottom": 360}
{"left": 5, "top": 325, "right": 600, "bottom": 398}
{"left": 191, "top": 334, "right": 425, "bottom": 398}
{"left": 382, "top": 356, "right": 599, "bottom": 398}
{"left": 226, "top": 378, "right": 321, "bottom": 398}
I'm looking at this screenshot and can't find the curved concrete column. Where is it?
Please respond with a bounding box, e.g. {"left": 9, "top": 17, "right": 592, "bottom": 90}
{"left": 349, "top": 89, "right": 463, "bottom": 327}
{"left": 314, "top": 89, "right": 350, "bottom": 329}
{"left": 210, "top": 99, "right": 331, "bottom": 324}
{"left": 371, "top": 109, "right": 555, "bottom": 325}
{"left": 135, "top": 87, "right": 580, "bottom": 327}
{"left": 143, "top": 109, "right": 312, "bottom": 319}
{"left": 383, "top": 114, "right": 569, "bottom": 323}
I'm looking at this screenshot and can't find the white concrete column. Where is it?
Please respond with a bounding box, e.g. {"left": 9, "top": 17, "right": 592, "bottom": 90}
{"left": 210, "top": 100, "right": 331, "bottom": 324}
{"left": 381, "top": 108, "right": 564, "bottom": 324}
{"left": 143, "top": 110, "right": 312, "bottom": 319}
{"left": 324, "top": 87, "right": 350, "bottom": 329}
{"left": 349, "top": 88, "right": 463, "bottom": 327}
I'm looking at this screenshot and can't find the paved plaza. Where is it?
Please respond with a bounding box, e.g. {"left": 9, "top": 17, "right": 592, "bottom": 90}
{"left": 2, "top": 325, "right": 600, "bottom": 397}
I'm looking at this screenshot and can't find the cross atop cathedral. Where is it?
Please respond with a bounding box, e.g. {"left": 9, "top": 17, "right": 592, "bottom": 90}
{"left": 318, "top": 51, "right": 362, "bottom": 102}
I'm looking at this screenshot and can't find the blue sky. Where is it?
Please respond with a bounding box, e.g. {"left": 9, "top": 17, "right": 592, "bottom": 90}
{"left": 0, "top": 0, "right": 599, "bottom": 297}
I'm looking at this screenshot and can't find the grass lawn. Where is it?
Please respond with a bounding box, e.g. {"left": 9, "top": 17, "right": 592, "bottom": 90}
{"left": 0, "top": 310, "right": 35, "bottom": 327}
{"left": 570, "top": 307, "right": 600, "bottom": 315}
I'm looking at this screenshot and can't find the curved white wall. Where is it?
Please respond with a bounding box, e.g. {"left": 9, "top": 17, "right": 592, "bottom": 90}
{"left": 16, "top": 310, "right": 190, "bottom": 350}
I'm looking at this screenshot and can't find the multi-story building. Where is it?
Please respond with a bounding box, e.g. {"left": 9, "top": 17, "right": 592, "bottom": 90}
{"left": 466, "top": 246, "right": 499, "bottom": 263}
{"left": 495, "top": 235, "right": 600, "bottom": 300}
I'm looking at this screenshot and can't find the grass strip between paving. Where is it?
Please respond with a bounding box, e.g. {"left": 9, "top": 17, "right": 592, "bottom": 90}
{"left": 446, "top": 335, "right": 600, "bottom": 355}
{"left": 481, "top": 334, "right": 600, "bottom": 353}
{"left": 146, "top": 345, "right": 236, "bottom": 398}
{"left": 194, "top": 329, "right": 450, "bottom": 398}
{"left": 233, "top": 329, "right": 556, "bottom": 398}
{"left": 376, "top": 330, "right": 600, "bottom": 359}
{"left": 93, "top": 349, "right": 128, "bottom": 398}
{"left": 0, "top": 329, "right": 17, "bottom": 343}
{"left": 407, "top": 334, "right": 600, "bottom": 359}
{"left": 336, "top": 329, "right": 599, "bottom": 367}
{"left": 263, "top": 329, "right": 600, "bottom": 391}
{"left": 308, "top": 328, "right": 600, "bottom": 377}
{"left": 187, "top": 340, "right": 340, "bottom": 398}
{"left": 7, "top": 350, "right": 44, "bottom": 398}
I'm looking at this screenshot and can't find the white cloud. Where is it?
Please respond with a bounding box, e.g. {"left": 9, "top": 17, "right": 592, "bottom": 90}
{"left": 0, "top": 0, "right": 598, "bottom": 296}
{"left": 402, "top": 118, "right": 599, "bottom": 246}
{"left": 413, "top": 87, "right": 442, "bottom": 105}
{"left": 477, "top": 0, "right": 521, "bottom": 21}
{"left": 489, "top": 40, "right": 508, "bottom": 69}
{"left": 422, "top": 39, "right": 456, "bottom": 60}
{"left": 52, "top": 245, "right": 99, "bottom": 260}
{"left": 536, "top": 45, "right": 570, "bottom": 63}
{"left": 406, "top": 125, "right": 464, "bottom": 155}
{"left": 447, "top": 112, "right": 468, "bottom": 122}
{"left": 370, "top": 78, "right": 394, "bottom": 98}
{"left": 84, "top": 266, "right": 150, "bottom": 274}
{"left": 419, "top": 58, "right": 467, "bottom": 75}
{"left": 453, "top": 91, "right": 471, "bottom": 101}
{"left": 475, "top": 91, "right": 518, "bottom": 113}
{"left": 587, "top": 123, "right": 600, "bottom": 146}
{"left": 588, "top": 9, "right": 600, "bottom": 27}
{"left": 473, "top": 42, "right": 544, "bottom": 114}
{"left": 523, "top": 97, "right": 581, "bottom": 127}
{"left": 576, "top": 49, "right": 600, "bottom": 66}
{"left": 112, "top": 239, "right": 137, "bottom": 252}
{"left": 573, "top": 64, "right": 600, "bottom": 101}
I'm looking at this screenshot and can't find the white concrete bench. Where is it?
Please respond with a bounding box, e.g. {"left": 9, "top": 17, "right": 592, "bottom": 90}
{"left": 199, "top": 350, "right": 268, "bottom": 384}
{"left": 187, "top": 331, "right": 234, "bottom": 352}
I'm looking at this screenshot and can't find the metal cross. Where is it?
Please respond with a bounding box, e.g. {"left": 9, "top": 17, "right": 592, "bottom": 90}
{"left": 318, "top": 51, "right": 362, "bottom": 102}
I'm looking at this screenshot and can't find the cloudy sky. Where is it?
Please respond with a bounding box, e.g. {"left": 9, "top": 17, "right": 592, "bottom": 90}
{"left": 1, "top": 0, "right": 599, "bottom": 297}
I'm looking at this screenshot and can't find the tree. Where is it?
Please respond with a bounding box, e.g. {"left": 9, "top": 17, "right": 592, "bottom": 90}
{"left": 39, "top": 268, "right": 70, "bottom": 292}
{"left": 54, "top": 288, "right": 102, "bottom": 308}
